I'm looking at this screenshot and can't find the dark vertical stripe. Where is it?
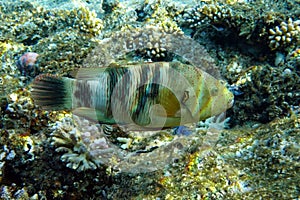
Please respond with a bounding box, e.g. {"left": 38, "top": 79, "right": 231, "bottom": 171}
{"left": 131, "top": 83, "right": 161, "bottom": 126}
{"left": 106, "top": 67, "right": 128, "bottom": 118}
{"left": 131, "top": 64, "right": 161, "bottom": 126}
{"left": 152, "top": 63, "right": 162, "bottom": 85}
{"left": 74, "top": 80, "right": 92, "bottom": 108}
{"left": 130, "top": 65, "right": 150, "bottom": 125}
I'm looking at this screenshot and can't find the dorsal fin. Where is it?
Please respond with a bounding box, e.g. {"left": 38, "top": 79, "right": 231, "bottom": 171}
{"left": 74, "top": 68, "right": 108, "bottom": 80}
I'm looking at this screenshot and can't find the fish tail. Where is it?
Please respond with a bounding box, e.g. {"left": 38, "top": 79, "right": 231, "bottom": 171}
{"left": 31, "top": 74, "right": 73, "bottom": 110}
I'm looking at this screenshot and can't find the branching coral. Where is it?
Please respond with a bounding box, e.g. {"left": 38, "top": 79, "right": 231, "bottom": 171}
{"left": 100, "top": 0, "right": 186, "bottom": 60}
{"left": 83, "top": 25, "right": 220, "bottom": 77}
{"left": 50, "top": 114, "right": 210, "bottom": 174}
{"left": 268, "top": 18, "right": 300, "bottom": 50}
{"left": 51, "top": 115, "right": 124, "bottom": 171}
{"left": 180, "top": 2, "right": 234, "bottom": 29}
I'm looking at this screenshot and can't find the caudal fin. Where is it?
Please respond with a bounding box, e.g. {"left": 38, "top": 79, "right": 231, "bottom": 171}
{"left": 31, "top": 74, "right": 73, "bottom": 110}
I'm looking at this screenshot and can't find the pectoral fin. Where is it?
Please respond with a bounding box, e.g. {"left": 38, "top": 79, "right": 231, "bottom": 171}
{"left": 146, "top": 104, "right": 181, "bottom": 128}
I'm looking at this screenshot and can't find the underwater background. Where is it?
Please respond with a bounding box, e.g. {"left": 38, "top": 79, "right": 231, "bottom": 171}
{"left": 0, "top": 0, "right": 299, "bottom": 199}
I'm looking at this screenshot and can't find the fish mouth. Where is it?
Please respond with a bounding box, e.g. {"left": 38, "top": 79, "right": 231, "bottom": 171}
{"left": 228, "top": 99, "right": 234, "bottom": 108}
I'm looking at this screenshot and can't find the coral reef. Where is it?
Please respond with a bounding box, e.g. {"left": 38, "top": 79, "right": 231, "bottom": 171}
{"left": 0, "top": 0, "right": 300, "bottom": 199}
{"left": 177, "top": 1, "right": 255, "bottom": 42}
{"left": 158, "top": 116, "right": 300, "bottom": 199}
{"left": 0, "top": 185, "right": 38, "bottom": 200}
{"left": 286, "top": 47, "right": 300, "bottom": 71}
{"left": 177, "top": 0, "right": 299, "bottom": 54}
{"left": 101, "top": 0, "right": 186, "bottom": 61}
{"left": 133, "top": 0, "right": 185, "bottom": 60}
{"left": 0, "top": 0, "right": 103, "bottom": 81}
{"left": 50, "top": 115, "right": 208, "bottom": 174}
{"left": 0, "top": 1, "right": 103, "bottom": 44}
{"left": 179, "top": 2, "right": 235, "bottom": 29}
{"left": 174, "top": 0, "right": 300, "bottom": 125}
{"left": 228, "top": 64, "right": 300, "bottom": 125}
{"left": 3, "top": 89, "right": 51, "bottom": 134}
{"left": 50, "top": 115, "right": 123, "bottom": 171}
{"left": 84, "top": 24, "right": 221, "bottom": 78}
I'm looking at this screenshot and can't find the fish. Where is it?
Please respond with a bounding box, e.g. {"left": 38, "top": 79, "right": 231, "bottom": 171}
{"left": 31, "top": 62, "right": 234, "bottom": 130}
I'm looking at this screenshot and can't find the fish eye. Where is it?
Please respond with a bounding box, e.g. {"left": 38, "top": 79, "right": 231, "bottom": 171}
{"left": 210, "top": 87, "right": 219, "bottom": 96}
{"left": 219, "top": 80, "right": 225, "bottom": 85}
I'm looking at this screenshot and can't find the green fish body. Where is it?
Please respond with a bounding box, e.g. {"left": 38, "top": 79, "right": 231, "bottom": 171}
{"left": 31, "top": 62, "right": 233, "bottom": 129}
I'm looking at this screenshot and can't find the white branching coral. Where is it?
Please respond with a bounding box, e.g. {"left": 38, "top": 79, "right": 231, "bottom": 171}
{"left": 51, "top": 115, "right": 124, "bottom": 171}
{"left": 179, "top": 3, "right": 234, "bottom": 29}
{"left": 137, "top": 23, "right": 184, "bottom": 59}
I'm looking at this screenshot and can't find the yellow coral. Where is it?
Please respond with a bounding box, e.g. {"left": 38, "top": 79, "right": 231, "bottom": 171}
{"left": 268, "top": 18, "right": 300, "bottom": 50}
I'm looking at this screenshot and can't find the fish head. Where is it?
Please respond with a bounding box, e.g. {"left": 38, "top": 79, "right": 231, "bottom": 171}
{"left": 165, "top": 63, "right": 234, "bottom": 125}
{"left": 197, "top": 76, "right": 234, "bottom": 121}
